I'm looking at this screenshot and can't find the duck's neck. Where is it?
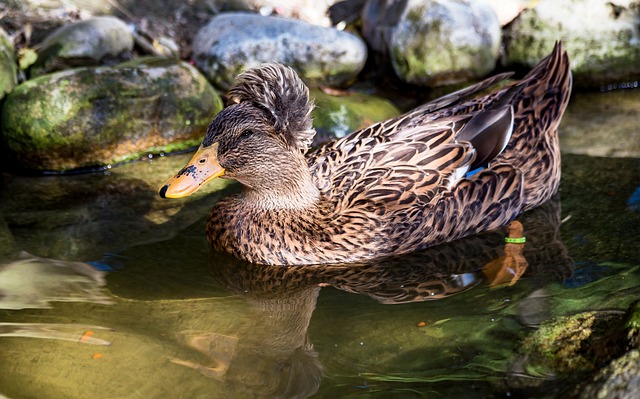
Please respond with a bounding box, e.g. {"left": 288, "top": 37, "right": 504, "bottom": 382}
{"left": 242, "top": 157, "right": 320, "bottom": 211}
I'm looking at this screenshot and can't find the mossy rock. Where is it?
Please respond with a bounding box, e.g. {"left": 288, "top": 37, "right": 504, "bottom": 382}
{"left": 578, "top": 349, "right": 640, "bottom": 399}
{"left": 521, "top": 311, "right": 626, "bottom": 373}
{"left": 0, "top": 27, "right": 18, "bottom": 100}
{"left": 1, "top": 57, "right": 223, "bottom": 171}
{"left": 362, "top": 0, "right": 500, "bottom": 87}
{"left": 310, "top": 89, "right": 401, "bottom": 146}
{"left": 503, "top": 0, "right": 640, "bottom": 88}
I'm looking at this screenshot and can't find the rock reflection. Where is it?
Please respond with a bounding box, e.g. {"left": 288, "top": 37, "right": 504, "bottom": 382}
{"left": 0, "top": 252, "right": 113, "bottom": 310}
{"left": 172, "top": 197, "right": 572, "bottom": 398}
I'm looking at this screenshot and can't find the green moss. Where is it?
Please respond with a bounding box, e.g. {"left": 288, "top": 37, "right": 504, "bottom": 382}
{"left": 1, "top": 59, "right": 222, "bottom": 171}
{"left": 625, "top": 301, "right": 640, "bottom": 348}
{"left": 311, "top": 89, "right": 400, "bottom": 140}
{"left": 522, "top": 312, "right": 597, "bottom": 372}
{"left": 522, "top": 308, "right": 631, "bottom": 375}
{"left": 406, "top": 5, "right": 426, "bottom": 26}
{"left": 505, "top": 5, "right": 640, "bottom": 87}
{"left": 0, "top": 27, "right": 18, "bottom": 100}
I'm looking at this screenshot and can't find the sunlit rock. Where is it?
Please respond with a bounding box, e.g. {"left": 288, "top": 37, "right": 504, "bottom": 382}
{"left": 578, "top": 349, "right": 640, "bottom": 399}
{"left": 29, "top": 16, "right": 134, "bottom": 77}
{"left": 361, "top": 0, "right": 501, "bottom": 86}
{"left": 192, "top": 12, "right": 367, "bottom": 90}
{"left": 503, "top": 0, "right": 640, "bottom": 87}
{"left": 0, "top": 27, "right": 17, "bottom": 101}
{"left": 1, "top": 57, "right": 223, "bottom": 171}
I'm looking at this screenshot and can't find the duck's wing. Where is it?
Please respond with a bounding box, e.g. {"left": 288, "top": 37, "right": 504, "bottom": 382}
{"left": 308, "top": 69, "right": 516, "bottom": 185}
{"left": 379, "top": 164, "right": 524, "bottom": 255}
{"left": 310, "top": 88, "right": 516, "bottom": 201}
{"left": 311, "top": 120, "right": 467, "bottom": 203}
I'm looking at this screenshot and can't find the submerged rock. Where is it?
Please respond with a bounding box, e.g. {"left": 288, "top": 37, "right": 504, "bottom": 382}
{"left": 0, "top": 153, "right": 232, "bottom": 260}
{"left": 559, "top": 89, "right": 640, "bottom": 158}
{"left": 521, "top": 311, "right": 626, "bottom": 373}
{"left": 30, "top": 16, "right": 134, "bottom": 77}
{"left": 521, "top": 300, "right": 640, "bottom": 396}
{"left": 1, "top": 57, "right": 223, "bottom": 171}
{"left": 311, "top": 89, "right": 401, "bottom": 146}
{"left": 503, "top": 0, "right": 640, "bottom": 88}
{"left": 192, "top": 12, "right": 367, "bottom": 90}
{"left": 361, "top": 0, "right": 501, "bottom": 86}
{"left": 0, "top": 216, "right": 16, "bottom": 259}
{"left": 0, "top": 27, "right": 17, "bottom": 100}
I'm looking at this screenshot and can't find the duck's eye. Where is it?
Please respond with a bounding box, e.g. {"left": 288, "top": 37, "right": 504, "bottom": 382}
{"left": 241, "top": 129, "right": 253, "bottom": 138}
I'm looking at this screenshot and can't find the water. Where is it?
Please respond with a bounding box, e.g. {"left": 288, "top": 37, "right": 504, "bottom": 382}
{"left": 0, "top": 92, "right": 639, "bottom": 398}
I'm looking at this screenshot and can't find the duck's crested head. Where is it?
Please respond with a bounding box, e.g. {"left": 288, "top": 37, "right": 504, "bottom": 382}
{"left": 225, "top": 63, "right": 316, "bottom": 153}
{"left": 158, "top": 64, "right": 318, "bottom": 201}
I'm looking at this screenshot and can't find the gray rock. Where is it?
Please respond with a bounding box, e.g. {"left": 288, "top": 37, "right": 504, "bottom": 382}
{"left": 503, "top": 0, "right": 640, "bottom": 88}
{"left": 0, "top": 27, "right": 18, "bottom": 100}
{"left": 1, "top": 57, "right": 223, "bottom": 171}
{"left": 579, "top": 349, "right": 640, "bottom": 399}
{"left": 362, "top": 0, "right": 501, "bottom": 86}
{"left": 192, "top": 12, "right": 367, "bottom": 90}
{"left": 30, "top": 16, "right": 134, "bottom": 77}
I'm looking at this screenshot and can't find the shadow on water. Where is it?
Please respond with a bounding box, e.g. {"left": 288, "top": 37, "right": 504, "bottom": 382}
{"left": 0, "top": 153, "right": 638, "bottom": 398}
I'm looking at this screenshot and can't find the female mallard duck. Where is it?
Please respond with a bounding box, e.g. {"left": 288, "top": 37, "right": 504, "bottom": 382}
{"left": 159, "top": 42, "right": 572, "bottom": 266}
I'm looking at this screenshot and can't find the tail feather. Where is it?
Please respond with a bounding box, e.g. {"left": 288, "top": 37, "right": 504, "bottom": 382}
{"left": 495, "top": 41, "right": 572, "bottom": 210}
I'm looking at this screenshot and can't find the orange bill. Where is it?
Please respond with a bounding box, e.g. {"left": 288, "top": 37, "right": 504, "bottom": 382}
{"left": 158, "top": 143, "right": 225, "bottom": 198}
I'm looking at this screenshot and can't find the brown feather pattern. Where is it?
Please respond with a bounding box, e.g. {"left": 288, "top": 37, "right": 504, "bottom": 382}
{"left": 203, "top": 43, "right": 572, "bottom": 265}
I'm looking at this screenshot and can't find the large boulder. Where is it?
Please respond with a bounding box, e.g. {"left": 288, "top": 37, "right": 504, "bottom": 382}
{"left": 30, "top": 16, "right": 134, "bottom": 77}
{"left": 503, "top": 0, "right": 640, "bottom": 87}
{"left": 0, "top": 27, "right": 17, "bottom": 100}
{"left": 1, "top": 57, "right": 223, "bottom": 171}
{"left": 361, "top": 0, "right": 501, "bottom": 86}
{"left": 192, "top": 12, "right": 367, "bottom": 90}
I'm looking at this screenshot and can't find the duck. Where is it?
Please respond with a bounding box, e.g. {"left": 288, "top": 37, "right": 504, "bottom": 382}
{"left": 159, "top": 42, "right": 572, "bottom": 266}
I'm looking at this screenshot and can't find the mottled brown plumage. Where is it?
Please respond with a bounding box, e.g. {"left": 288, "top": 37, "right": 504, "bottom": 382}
{"left": 159, "top": 42, "right": 572, "bottom": 266}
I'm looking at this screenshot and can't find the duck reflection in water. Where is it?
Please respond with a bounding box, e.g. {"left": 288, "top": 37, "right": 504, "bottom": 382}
{"left": 170, "top": 197, "right": 572, "bottom": 398}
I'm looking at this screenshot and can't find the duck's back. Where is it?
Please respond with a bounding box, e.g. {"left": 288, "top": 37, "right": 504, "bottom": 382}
{"left": 305, "top": 42, "right": 572, "bottom": 258}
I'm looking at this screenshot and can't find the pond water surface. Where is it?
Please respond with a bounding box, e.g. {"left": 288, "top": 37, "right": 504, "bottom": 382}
{"left": 0, "top": 90, "right": 639, "bottom": 398}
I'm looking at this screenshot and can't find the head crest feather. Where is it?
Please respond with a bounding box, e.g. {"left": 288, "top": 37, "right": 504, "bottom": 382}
{"left": 227, "top": 64, "right": 316, "bottom": 152}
